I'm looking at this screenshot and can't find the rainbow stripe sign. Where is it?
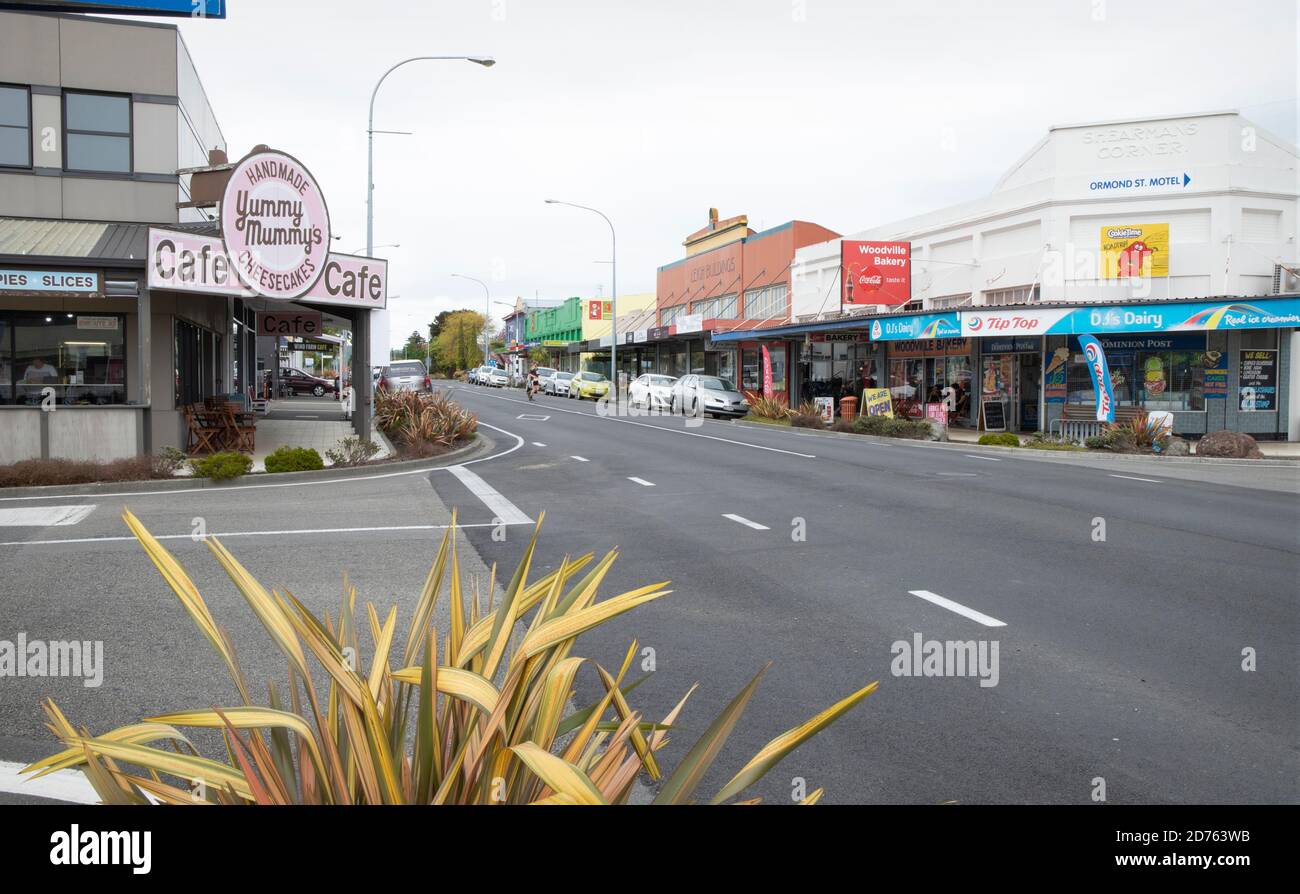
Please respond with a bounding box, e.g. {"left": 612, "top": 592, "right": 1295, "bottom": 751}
{"left": 0, "top": 1, "right": 226, "bottom": 17}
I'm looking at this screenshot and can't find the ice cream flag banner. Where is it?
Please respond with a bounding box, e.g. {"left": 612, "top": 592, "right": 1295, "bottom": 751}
{"left": 1078, "top": 335, "right": 1116, "bottom": 423}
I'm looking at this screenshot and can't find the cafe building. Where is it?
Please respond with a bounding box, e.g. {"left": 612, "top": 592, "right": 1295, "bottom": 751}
{"left": 0, "top": 11, "right": 387, "bottom": 464}
{"left": 775, "top": 110, "right": 1299, "bottom": 438}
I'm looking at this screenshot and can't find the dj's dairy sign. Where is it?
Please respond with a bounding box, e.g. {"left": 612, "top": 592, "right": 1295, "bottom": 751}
{"left": 221, "top": 149, "right": 330, "bottom": 300}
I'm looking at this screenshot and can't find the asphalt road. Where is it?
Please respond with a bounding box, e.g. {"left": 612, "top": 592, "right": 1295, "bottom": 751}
{"left": 0, "top": 384, "right": 1296, "bottom": 804}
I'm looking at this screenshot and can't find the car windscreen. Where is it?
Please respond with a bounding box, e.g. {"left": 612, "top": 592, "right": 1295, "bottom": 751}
{"left": 555, "top": 372, "right": 574, "bottom": 380}
{"left": 536, "top": 368, "right": 555, "bottom": 377}
{"left": 388, "top": 363, "right": 425, "bottom": 376}
{"left": 652, "top": 376, "right": 676, "bottom": 386}
{"left": 580, "top": 372, "right": 605, "bottom": 382}
{"left": 698, "top": 377, "right": 738, "bottom": 392}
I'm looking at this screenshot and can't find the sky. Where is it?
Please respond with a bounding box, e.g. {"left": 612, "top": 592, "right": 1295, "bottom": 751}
{"left": 136, "top": 0, "right": 1299, "bottom": 348}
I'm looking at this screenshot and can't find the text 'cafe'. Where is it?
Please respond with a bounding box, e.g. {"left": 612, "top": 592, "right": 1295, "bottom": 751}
{"left": 0, "top": 148, "right": 388, "bottom": 464}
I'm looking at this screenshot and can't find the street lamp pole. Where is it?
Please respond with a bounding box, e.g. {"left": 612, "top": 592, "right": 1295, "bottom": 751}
{"left": 546, "top": 199, "right": 617, "bottom": 406}
{"left": 452, "top": 273, "right": 493, "bottom": 368}
{"left": 365, "top": 54, "right": 494, "bottom": 369}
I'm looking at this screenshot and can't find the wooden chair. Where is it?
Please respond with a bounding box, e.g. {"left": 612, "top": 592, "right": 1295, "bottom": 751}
{"left": 184, "top": 404, "right": 223, "bottom": 455}
{"left": 220, "top": 401, "right": 256, "bottom": 452}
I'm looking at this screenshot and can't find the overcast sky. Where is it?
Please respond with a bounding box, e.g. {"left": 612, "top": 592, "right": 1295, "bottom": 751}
{"left": 147, "top": 0, "right": 1297, "bottom": 347}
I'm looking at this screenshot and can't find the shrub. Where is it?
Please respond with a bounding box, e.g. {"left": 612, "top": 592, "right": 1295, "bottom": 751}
{"left": 24, "top": 513, "right": 879, "bottom": 805}
{"left": 153, "top": 446, "right": 188, "bottom": 477}
{"left": 790, "top": 401, "right": 825, "bottom": 429}
{"left": 743, "top": 391, "right": 791, "bottom": 421}
{"left": 190, "top": 451, "right": 253, "bottom": 481}
{"left": 375, "top": 389, "right": 477, "bottom": 452}
{"left": 264, "top": 446, "right": 325, "bottom": 474}
{"left": 978, "top": 433, "right": 1021, "bottom": 448}
{"left": 325, "top": 437, "right": 381, "bottom": 468}
{"left": 853, "top": 416, "right": 931, "bottom": 439}
{"left": 1023, "top": 433, "right": 1083, "bottom": 451}
{"left": 0, "top": 456, "right": 164, "bottom": 488}
{"left": 830, "top": 419, "right": 857, "bottom": 433}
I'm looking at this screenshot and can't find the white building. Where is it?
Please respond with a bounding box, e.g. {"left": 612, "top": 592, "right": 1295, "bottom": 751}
{"left": 792, "top": 111, "right": 1298, "bottom": 317}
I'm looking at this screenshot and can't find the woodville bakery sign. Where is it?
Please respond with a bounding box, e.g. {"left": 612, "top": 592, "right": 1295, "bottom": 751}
{"left": 221, "top": 149, "right": 331, "bottom": 300}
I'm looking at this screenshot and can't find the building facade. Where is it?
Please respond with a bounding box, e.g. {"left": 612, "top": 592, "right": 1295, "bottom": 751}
{"left": 765, "top": 112, "right": 1299, "bottom": 438}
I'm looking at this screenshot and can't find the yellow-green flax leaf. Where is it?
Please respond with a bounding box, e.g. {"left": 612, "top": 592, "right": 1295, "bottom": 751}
{"left": 652, "top": 663, "right": 769, "bottom": 805}
{"left": 510, "top": 743, "right": 607, "bottom": 805}
{"left": 520, "top": 585, "right": 672, "bottom": 658}
{"left": 391, "top": 665, "right": 500, "bottom": 716}
{"left": 711, "top": 681, "right": 878, "bottom": 804}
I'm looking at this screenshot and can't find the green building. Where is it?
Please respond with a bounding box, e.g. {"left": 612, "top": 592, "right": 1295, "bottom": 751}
{"left": 526, "top": 297, "right": 584, "bottom": 371}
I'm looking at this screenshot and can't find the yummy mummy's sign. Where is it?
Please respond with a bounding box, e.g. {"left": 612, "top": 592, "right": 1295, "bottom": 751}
{"left": 221, "top": 149, "right": 331, "bottom": 300}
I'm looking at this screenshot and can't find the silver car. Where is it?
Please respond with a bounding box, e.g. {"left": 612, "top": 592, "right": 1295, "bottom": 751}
{"left": 380, "top": 360, "right": 430, "bottom": 392}
{"left": 547, "top": 371, "right": 575, "bottom": 395}
{"left": 670, "top": 374, "right": 749, "bottom": 417}
{"left": 481, "top": 366, "right": 509, "bottom": 387}
{"left": 629, "top": 373, "right": 677, "bottom": 409}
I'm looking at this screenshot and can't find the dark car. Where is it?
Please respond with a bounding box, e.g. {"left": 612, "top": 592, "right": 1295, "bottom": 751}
{"left": 280, "top": 367, "right": 337, "bottom": 397}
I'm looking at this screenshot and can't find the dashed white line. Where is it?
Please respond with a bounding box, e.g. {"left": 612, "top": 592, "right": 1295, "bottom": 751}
{"left": 1109, "top": 474, "right": 1161, "bottom": 483}
{"left": 964, "top": 454, "right": 1002, "bottom": 462}
{"left": 0, "top": 505, "right": 96, "bottom": 527}
{"left": 0, "top": 521, "right": 528, "bottom": 549}
{"left": 909, "top": 590, "right": 1007, "bottom": 628}
{"left": 571, "top": 456, "right": 589, "bottom": 462}
{"left": 723, "top": 513, "right": 769, "bottom": 531}
{"left": 627, "top": 477, "right": 656, "bottom": 487}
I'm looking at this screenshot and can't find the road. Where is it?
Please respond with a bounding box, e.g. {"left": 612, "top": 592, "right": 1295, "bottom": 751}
{"left": 0, "top": 383, "right": 1296, "bottom": 804}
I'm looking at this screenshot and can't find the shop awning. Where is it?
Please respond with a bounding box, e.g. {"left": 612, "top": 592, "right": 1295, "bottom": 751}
{"left": 0, "top": 217, "right": 155, "bottom": 267}
{"left": 709, "top": 314, "right": 874, "bottom": 342}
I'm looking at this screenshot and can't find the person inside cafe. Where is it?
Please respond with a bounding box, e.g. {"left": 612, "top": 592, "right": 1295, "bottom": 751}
{"left": 19, "top": 356, "right": 58, "bottom": 402}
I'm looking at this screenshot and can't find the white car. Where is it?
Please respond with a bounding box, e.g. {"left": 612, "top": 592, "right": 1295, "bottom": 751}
{"left": 481, "top": 367, "right": 509, "bottom": 387}
{"left": 629, "top": 373, "right": 677, "bottom": 409}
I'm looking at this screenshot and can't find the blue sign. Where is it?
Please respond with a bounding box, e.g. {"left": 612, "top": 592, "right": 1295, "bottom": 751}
{"left": 0, "top": 269, "right": 100, "bottom": 294}
{"left": 1078, "top": 335, "right": 1116, "bottom": 423}
{"left": 870, "top": 311, "right": 960, "bottom": 341}
{"left": 0, "top": 1, "right": 226, "bottom": 17}
{"left": 1087, "top": 172, "right": 1190, "bottom": 192}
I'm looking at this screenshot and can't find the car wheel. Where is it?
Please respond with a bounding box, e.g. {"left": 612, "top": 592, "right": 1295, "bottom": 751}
{"left": 312, "top": 385, "right": 325, "bottom": 397}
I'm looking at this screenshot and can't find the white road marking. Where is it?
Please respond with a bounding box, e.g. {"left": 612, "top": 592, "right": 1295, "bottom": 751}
{"left": 0, "top": 760, "right": 99, "bottom": 805}
{"left": 936, "top": 472, "right": 978, "bottom": 477}
{"left": 517, "top": 414, "right": 550, "bottom": 421}
{"left": 532, "top": 442, "right": 547, "bottom": 447}
{"left": 452, "top": 387, "right": 816, "bottom": 458}
{"left": 1110, "top": 474, "right": 1161, "bottom": 484}
{"left": 964, "top": 454, "right": 1002, "bottom": 462}
{"left": 571, "top": 455, "right": 589, "bottom": 462}
{"left": 0, "top": 521, "right": 526, "bottom": 549}
{"left": 723, "top": 513, "right": 769, "bottom": 531}
{"left": 909, "top": 590, "right": 1007, "bottom": 628}
{"left": 445, "top": 465, "right": 533, "bottom": 525}
{"left": 627, "top": 477, "right": 656, "bottom": 487}
{"left": 0, "top": 505, "right": 95, "bottom": 527}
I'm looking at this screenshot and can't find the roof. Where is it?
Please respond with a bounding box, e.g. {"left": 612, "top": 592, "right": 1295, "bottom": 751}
{"left": 0, "top": 217, "right": 167, "bottom": 267}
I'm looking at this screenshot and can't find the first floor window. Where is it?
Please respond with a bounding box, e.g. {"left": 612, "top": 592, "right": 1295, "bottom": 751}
{"left": 65, "top": 90, "right": 132, "bottom": 173}
{"left": 2, "top": 311, "right": 126, "bottom": 405}
{"left": 0, "top": 84, "right": 31, "bottom": 168}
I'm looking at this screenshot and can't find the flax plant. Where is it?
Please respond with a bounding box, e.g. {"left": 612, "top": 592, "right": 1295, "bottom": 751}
{"left": 24, "top": 510, "right": 876, "bottom": 805}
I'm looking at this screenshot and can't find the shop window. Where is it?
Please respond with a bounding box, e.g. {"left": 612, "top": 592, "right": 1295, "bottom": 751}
{"left": 65, "top": 91, "right": 132, "bottom": 174}
{"left": 4, "top": 311, "right": 126, "bottom": 406}
{"left": 715, "top": 348, "right": 736, "bottom": 383}
{"left": 0, "top": 84, "right": 31, "bottom": 169}
{"left": 743, "top": 285, "right": 788, "bottom": 321}
{"left": 742, "top": 348, "right": 760, "bottom": 392}
{"left": 661, "top": 304, "right": 685, "bottom": 326}
{"left": 1065, "top": 336, "right": 1208, "bottom": 412}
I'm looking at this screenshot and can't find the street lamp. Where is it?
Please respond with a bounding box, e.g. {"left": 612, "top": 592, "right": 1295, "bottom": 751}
{"left": 366, "top": 54, "right": 494, "bottom": 364}
{"left": 546, "top": 199, "right": 618, "bottom": 404}
{"left": 451, "top": 273, "right": 492, "bottom": 368}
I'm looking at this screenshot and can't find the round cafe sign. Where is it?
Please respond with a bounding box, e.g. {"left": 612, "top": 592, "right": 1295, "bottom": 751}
{"left": 221, "top": 149, "right": 331, "bottom": 300}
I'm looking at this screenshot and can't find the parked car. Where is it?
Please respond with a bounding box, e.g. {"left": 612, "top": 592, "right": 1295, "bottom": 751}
{"left": 467, "top": 367, "right": 480, "bottom": 384}
{"left": 481, "top": 366, "right": 509, "bottom": 387}
{"left": 280, "top": 367, "right": 337, "bottom": 397}
{"left": 629, "top": 373, "right": 677, "bottom": 409}
{"left": 669, "top": 374, "right": 749, "bottom": 417}
{"left": 547, "top": 371, "right": 575, "bottom": 395}
{"left": 533, "top": 367, "right": 557, "bottom": 393}
{"left": 378, "top": 360, "right": 431, "bottom": 393}
{"left": 569, "top": 370, "right": 610, "bottom": 400}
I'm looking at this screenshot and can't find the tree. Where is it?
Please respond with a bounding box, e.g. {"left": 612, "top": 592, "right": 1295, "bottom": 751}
{"left": 402, "top": 330, "right": 428, "bottom": 362}
{"left": 434, "top": 310, "right": 488, "bottom": 374}
{"left": 427, "top": 309, "right": 467, "bottom": 345}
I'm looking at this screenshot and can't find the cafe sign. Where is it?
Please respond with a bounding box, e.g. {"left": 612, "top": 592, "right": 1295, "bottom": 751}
{"left": 221, "top": 149, "right": 331, "bottom": 300}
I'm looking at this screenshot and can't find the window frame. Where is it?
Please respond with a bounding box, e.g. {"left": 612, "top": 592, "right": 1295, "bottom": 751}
{"left": 0, "top": 83, "right": 33, "bottom": 170}
{"left": 62, "top": 89, "right": 134, "bottom": 176}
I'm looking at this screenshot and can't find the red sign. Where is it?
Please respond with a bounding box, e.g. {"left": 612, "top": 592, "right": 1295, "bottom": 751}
{"left": 588, "top": 300, "right": 613, "bottom": 320}
{"left": 761, "top": 344, "right": 773, "bottom": 398}
{"left": 842, "top": 240, "right": 911, "bottom": 306}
